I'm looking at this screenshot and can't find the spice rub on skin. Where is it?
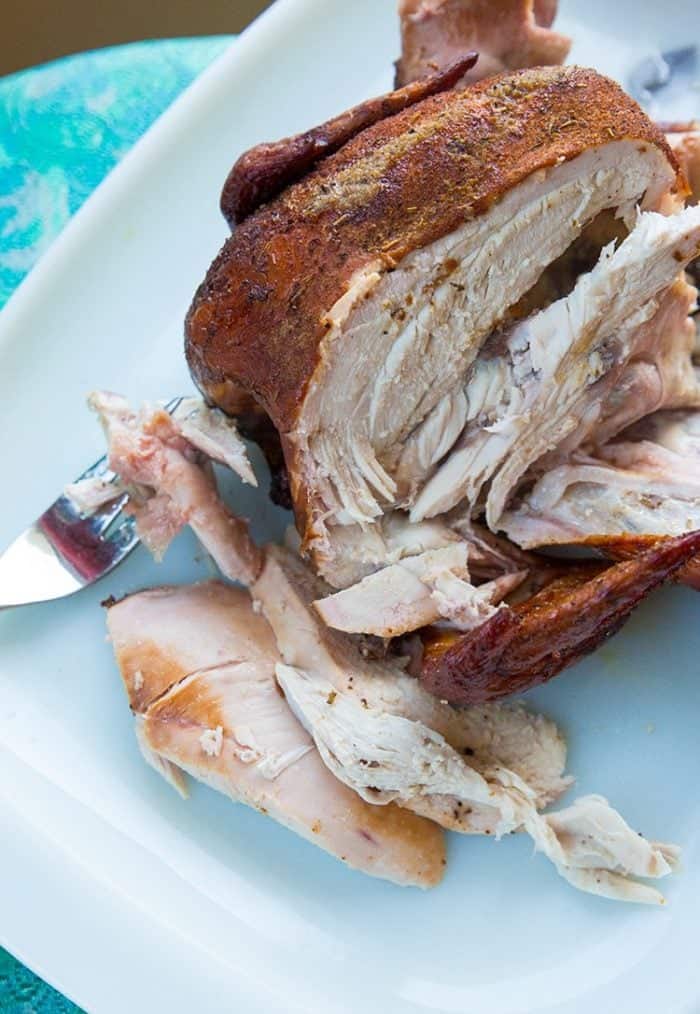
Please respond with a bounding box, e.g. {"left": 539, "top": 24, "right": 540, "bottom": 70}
{"left": 186, "top": 67, "right": 680, "bottom": 585}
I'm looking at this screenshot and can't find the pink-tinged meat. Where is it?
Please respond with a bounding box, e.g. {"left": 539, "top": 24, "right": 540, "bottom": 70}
{"left": 107, "top": 581, "right": 446, "bottom": 887}
{"left": 221, "top": 54, "right": 477, "bottom": 226}
{"left": 395, "top": 0, "right": 571, "bottom": 87}
{"left": 63, "top": 475, "right": 127, "bottom": 515}
{"left": 128, "top": 493, "right": 185, "bottom": 561}
{"left": 421, "top": 530, "right": 700, "bottom": 705}
{"left": 88, "top": 392, "right": 262, "bottom": 583}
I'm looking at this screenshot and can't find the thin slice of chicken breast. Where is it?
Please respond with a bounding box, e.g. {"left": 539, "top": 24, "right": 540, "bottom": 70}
{"left": 313, "top": 543, "right": 524, "bottom": 636}
{"left": 252, "top": 546, "right": 678, "bottom": 902}
{"left": 107, "top": 582, "right": 446, "bottom": 888}
{"left": 502, "top": 408, "right": 700, "bottom": 550}
{"left": 277, "top": 663, "right": 677, "bottom": 905}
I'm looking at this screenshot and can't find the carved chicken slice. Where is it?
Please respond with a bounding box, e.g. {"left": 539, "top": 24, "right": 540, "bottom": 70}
{"left": 502, "top": 409, "right": 700, "bottom": 557}
{"left": 278, "top": 666, "right": 678, "bottom": 904}
{"left": 395, "top": 0, "right": 571, "bottom": 87}
{"left": 252, "top": 546, "right": 679, "bottom": 903}
{"left": 313, "top": 543, "right": 525, "bottom": 637}
{"left": 411, "top": 207, "right": 700, "bottom": 528}
{"left": 107, "top": 581, "right": 446, "bottom": 888}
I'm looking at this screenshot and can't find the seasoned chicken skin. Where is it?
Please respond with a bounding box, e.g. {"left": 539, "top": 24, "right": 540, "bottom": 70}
{"left": 107, "top": 582, "right": 446, "bottom": 888}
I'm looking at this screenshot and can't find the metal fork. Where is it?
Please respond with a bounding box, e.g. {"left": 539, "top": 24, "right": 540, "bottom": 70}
{"left": 628, "top": 46, "right": 699, "bottom": 120}
{"left": 0, "top": 397, "right": 183, "bottom": 610}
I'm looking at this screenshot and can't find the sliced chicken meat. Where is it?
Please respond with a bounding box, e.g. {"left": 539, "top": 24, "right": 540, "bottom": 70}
{"left": 316, "top": 511, "right": 465, "bottom": 588}
{"left": 186, "top": 66, "right": 681, "bottom": 589}
{"left": 502, "top": 409, "right": 700, "bottom": 554}
{"left": 395, "top": 0, "right": 571, "bottom": 87}
{"left": 313, "top": 543, "right": 525, "bottom": 637}
{"left": 279, "top": 667, "right": 678, "bottom": 904}
{"left": 412, "top": 208, "right": 700, "bottom": 528}
{"left": 82, "top": 392, "right": 262, "bottom": 582}
{"left": 252, "top": 545, "right": 679, "bottom": 903}
{"left": 107, "top": 581, "right": 446, "bottom": 887}
{"left": 172, "top": 397, "right": 258, "bottom": 486}
{"left": 87, "top": 380, "right": 684, "bottom": 900}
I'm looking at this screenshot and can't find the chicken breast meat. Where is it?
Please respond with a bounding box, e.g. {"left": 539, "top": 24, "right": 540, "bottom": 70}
{"left": 483, "top": 126, "right": 700, "bottom": 582}
{"left": 254, "top": 545, "right": 680, "bottom": 904}
{"left": 502, "top": 410, "right": 700, "bottom": 568}
{"left": 107, "top": 581, "right": 446, "bottom": 887}
{"left": 89, "top": 394, "right": 682, "bottom": 901}
{"left": 186, "top": 66, "right": 687, "bottom": 590}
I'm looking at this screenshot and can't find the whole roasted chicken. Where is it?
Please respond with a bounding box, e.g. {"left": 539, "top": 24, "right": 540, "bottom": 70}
{"left": 82, "top": 0, "right": 700, "bottom": 899}
{"left": 186, "top": 53, "right": 700, "bottom": 704}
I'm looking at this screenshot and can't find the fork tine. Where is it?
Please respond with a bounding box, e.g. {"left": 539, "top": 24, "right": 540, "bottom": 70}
{"left": 0, "top": 395, "right": 187, "bottom": 609}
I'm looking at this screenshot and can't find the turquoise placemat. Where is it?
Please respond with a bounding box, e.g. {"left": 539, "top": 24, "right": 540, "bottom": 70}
{"left": 0, "top": 36, "right": 232, "bottom": 308}
{"left": 0, "top": 35, "right": 233, "bottom": 1012}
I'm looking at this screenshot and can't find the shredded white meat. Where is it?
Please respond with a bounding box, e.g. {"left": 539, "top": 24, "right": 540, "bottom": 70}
{"left": 277, "top": 663, "right": 679, "bottom": 904}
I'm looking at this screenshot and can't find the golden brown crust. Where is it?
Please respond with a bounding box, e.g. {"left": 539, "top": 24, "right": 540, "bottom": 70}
{"left": 186, "top": 66, "right": 679, "bottom": 435}
{"left": 221, "top": 53, "right": 478, "bottom": 226}
{"left": 420, "top": 530, "right": 700, "bottom": 704}
{"left": 581, "top": 533, "right": 700, "bottom": 590}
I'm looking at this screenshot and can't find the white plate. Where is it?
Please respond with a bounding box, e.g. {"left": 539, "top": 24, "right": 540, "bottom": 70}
{"left": 1, "top": 2, "right": 699, "bottom": 1011}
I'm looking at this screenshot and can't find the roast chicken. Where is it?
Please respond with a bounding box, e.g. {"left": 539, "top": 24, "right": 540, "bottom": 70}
{"left": 80, "top": 0, "right": 700, "bottom": 898}
{"left": 186, "top": 58, "right": 700, "bottom": 701}
{"left": 107, "top": 580, "right": 446, "bottom": 887}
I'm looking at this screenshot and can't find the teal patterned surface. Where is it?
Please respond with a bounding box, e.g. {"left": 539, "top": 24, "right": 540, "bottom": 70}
{"left": 0, "top": 36, "right": 232, "bottom": 308}
{"left": 0, "top": 947, "right": 79, "bottom": 1012}
{"left": 0, "top": 36, "right": 232, "bottom": 1012}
